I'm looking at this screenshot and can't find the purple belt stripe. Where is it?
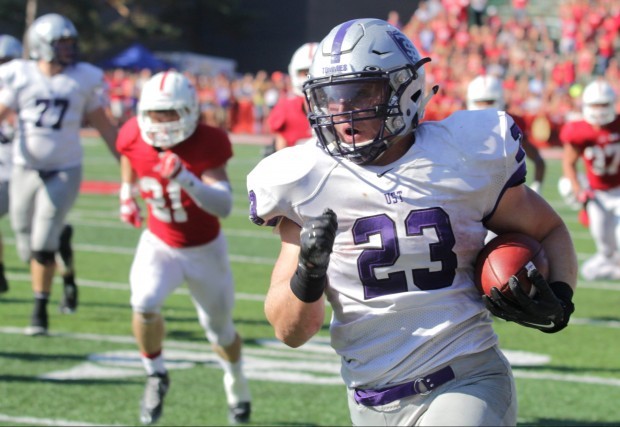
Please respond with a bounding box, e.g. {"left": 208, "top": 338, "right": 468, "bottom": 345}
{"left": 354, "top": 366, "right": 456, "bottom": 406}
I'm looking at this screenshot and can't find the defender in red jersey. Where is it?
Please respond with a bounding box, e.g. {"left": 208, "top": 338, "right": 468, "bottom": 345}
{"left": 561, "top": 79, "right": 620, "bottom": 280}
{"left": 116, "top": 71, "right": 251, "bottom": 425}
{"left": 266, "top": 42, "right": 317, "bottom": 152}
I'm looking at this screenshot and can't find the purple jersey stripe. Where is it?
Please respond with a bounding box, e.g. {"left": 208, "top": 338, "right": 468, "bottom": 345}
{"left": 330, "top": 20, "right": 356, "bottom": 64}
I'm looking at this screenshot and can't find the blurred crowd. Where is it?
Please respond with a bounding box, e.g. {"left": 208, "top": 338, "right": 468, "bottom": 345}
{"left": 103, "top": 0, "right": 620, "bottom": 147}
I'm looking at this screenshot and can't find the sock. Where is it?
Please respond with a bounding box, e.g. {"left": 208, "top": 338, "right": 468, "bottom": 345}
{"left": 221, "top": 358, "right": 250, "bottom": 405}
{"left": 31, "top": 293, "right": 50, "bottom": 328}
{"left": 141, "top": 350, "right": 166, "bottom": 375}
{"left": 219, "top": 358, "right": 243, "bottom": 377}
{"left": 63, "top": 273, "right": 76, "bottom": 286}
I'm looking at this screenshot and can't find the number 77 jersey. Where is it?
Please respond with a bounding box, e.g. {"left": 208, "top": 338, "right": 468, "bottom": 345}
{"left": 247, "top": 109, "right": 527, "bottom": 387}
{"left": 0, "top": 59, "right": 106, "bottom": 171}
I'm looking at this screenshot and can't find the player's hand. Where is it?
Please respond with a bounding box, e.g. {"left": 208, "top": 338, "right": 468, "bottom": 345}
{"left": 290, "top": 209, "right": 338, "bottom": 303}
{"left": 120, "top": 197, "right": 143, "bottom": 228}
{"left": 483, "top": 268, "right": 574, "bottom": 333}
{"left": 577, "top": 188, "right": 594, "bottom": 205}
{"left": 157, "top": 151, "right": 183, "bottom": 180}
{"left": 298, "top": 208, "right": 338, "bottom": 279}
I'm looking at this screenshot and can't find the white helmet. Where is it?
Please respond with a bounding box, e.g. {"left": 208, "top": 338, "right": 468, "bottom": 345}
{"left": 288, "top": 42, "right": 318, "bottom": 96}
{"left": 467, "top": 75, "right": 505, "bottom": 110}
{"left": 582, "top": 80, "right": 617, "bottom": 126}
{"left": 137, "top": 70, "right": 200, "bottom": 149}
{"left": 304, "top": 18, "right": 432, "bottom": 165}
{"left": 0, "top": 35, "right": 23, "bottom": 63}
{"left": 27, "top": 13, "right": 78, "bottom": 65}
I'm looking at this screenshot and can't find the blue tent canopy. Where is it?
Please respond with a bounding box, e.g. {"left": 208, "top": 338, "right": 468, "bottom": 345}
{"left": 99, "top": 43, "right": 172, "bottom": 71}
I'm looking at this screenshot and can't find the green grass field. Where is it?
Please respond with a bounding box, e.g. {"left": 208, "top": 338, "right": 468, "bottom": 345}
{"left": 1, "top": 137, "right": 619, "bottom": 426}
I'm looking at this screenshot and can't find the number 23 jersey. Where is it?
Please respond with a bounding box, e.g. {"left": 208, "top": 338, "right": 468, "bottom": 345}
{"left": 117, "top": 117, "right": 232, "bottom": 248}
{"left": 0, "top": 59, "right": 106, "bottom": 171}
{"left": 247, "top": 109, "right": 527, "bottom": 388}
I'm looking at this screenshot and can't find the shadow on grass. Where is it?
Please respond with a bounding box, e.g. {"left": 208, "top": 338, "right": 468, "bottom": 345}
{"left": 520, "top": 419, "right": 620, "bottom": 426}
{"left": 515, "top": 364, "right": 620, "bottom": 375}
{"left": 0, "top": 350, "right": 86, "bottom": 362}
{"left": 0, "top": 373, "right": 139, "bottom": 386}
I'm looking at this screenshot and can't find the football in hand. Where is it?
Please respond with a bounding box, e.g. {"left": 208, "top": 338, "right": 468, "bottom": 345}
{"left": 474, "top": 233, "right": 549, "bottom": 301}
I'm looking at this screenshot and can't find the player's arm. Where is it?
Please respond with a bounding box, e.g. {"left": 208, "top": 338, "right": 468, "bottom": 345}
{"left": 485, "top": 184, "right": 577, "bottom": 332}
{"left": 157, "top": 152, "right": 232, "bottom": 218}
{"left": 0, "top": 102, "right": 13, "bottom": 123}
{"left": 561, "top": 142, "right": 588, "bottom": 199}
{"left": 521, "top": 138, "right": 545, "bottom": 193}
{"left": 487, "top": 184, "right": 577, "bottom": 289}
{"left": 119, "top": 155, "right": 142, "bottom": 228}
{"left": 274, "top": 133, "right": 288, "bottom": 151}
{"left": 265, "top": 216, "right": 327, "bottom": 348}
{"left": 86, "top": 107, "right": 120, "bottom": 162}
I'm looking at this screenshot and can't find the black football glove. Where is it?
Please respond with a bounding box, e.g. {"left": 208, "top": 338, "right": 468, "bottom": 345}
{"left": 290, "top": 209, "right": 338, "bottom": 302}
{"left": 483, "top": 268, "right": 575, "bottom": 333}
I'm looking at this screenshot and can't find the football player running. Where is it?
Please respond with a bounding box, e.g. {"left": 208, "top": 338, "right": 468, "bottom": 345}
{"left": 560, "top": 79, "right": 620, "bottom": 280}
{"left": 266, "top": 42, "right": 317, "bottom": 153}
{"left": 0, "top": 14, "right": 119, "bottom": 334}
{"left": 116, "top": 70, "right": 251, "bottom": 425}
{"left": 467, "top": 74, "right": 546, "bottom": 194}
{"left": 0, "top": 34, "right": 23, "bottom": 294}
{"left": 247, "top": 19, "right": 577, "bottom": 426}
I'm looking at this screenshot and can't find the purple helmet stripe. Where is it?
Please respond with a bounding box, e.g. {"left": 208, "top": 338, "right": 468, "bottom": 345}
{"left": 330, "top": 20, "right": 356, "bottom": 64}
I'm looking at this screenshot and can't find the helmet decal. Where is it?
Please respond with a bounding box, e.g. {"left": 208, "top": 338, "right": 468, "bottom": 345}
{"left": 329, "top": 20, "right": 356, "bottom": 64}
{"left": 388, "top": 30, "right": 420, "bottom": 64}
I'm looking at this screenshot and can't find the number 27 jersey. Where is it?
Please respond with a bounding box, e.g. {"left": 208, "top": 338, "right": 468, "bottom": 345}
{"left": 247, "top": 109, "right": 527, "bottom": 388}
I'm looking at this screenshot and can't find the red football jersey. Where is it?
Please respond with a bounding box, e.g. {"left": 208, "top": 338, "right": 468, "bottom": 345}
{"left": 560, "top": 116, "right": 620, "bottom": 190}
{"left": 116, "top": 117, "right": 233, "bottom": 247}
{"left": 267, "top": 95, "right": 312, "bottom": 147}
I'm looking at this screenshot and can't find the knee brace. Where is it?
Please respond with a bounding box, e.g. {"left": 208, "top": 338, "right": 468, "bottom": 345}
{"left": 31, "top": 250, "right": 56, "bottom": 265}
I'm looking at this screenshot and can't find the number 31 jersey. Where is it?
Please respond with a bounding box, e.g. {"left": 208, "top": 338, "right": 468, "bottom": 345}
{"left": 247, "top": 109, "right": 527, "bottom": 388}
{"left": 0, "top": 59, "right": 106, "bottom": 171}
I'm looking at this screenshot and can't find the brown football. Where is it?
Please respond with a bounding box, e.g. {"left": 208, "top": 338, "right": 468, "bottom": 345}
{"left": 474, "top": 233, "right": 549, "bottom": 301}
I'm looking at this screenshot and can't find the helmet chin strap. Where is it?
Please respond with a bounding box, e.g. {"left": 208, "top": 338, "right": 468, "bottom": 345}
{"left": 419, "top": 85, "right": 439, "bottom": 115}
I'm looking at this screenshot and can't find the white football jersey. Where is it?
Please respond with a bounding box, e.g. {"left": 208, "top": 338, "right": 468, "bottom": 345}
{"left": 0, "top": 70, "right": 14, "bottom": 182}
{"left": 247, "top": 109, "right": 527, "bottom": 388}
{"left": 0, "top": 59, "right": 106, "bottom": 170}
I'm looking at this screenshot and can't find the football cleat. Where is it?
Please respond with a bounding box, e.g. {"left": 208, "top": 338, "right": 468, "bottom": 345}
{"left": 140, "top": 372, "right": 170, "bottom": 425}
{"left": 228, "top": 402, "right": 251, "bottom": 425}
{"left": 24, "top": 325, "right": 48, "bottom": 336}
{"left": 25, "top": 304, "right": 49, "bottom": 336}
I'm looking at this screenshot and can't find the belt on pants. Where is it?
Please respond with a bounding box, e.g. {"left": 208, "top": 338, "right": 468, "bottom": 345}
{"left": 353, "top": 365, "right": 456, "bottom": 407}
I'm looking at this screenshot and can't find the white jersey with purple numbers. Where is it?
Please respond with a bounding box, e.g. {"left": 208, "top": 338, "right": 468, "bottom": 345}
{"left": 0, "top": 59, "right": 105, "bottom": 171}
{"left": 247, "top": 109, "right": 527, "bottom": 389}
{"left": 0, "top": 122, "right": 13, "bottom": 181}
